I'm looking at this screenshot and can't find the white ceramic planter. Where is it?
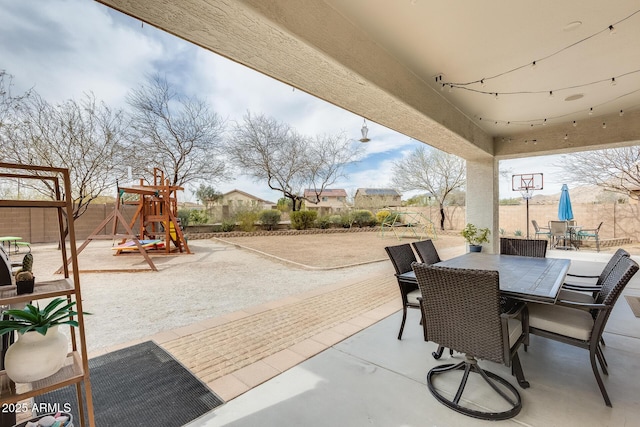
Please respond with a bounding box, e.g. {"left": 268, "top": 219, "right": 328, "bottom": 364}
{"left": 4, "top": 325, "right": 68, "bottom": 383}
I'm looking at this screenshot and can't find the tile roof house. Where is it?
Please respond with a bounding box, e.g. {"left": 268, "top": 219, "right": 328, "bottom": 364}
{"left": 303, "top": 188, "right": 348, "bottom": 215}
{"left": 217, "top": 189, "right": 276, "bottom": 209}
{"left": 354, "top": 188, "right": 402, "bottom": 210}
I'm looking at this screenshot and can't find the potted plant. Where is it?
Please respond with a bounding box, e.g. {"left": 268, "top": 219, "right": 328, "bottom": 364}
{"left": 14, "top": 253, "right": 35, "bottom": 294}
{"left": 0, "top": 298, "right": 86, "bottom": 383}
{"left": 461, "top": 223, "right": 491, "bottom": 252}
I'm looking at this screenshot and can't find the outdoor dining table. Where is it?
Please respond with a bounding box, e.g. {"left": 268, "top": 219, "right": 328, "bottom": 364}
{"left": 0, "top": 236, "right": 22, "bottom": 254}
{"left": 400, "top": 253, "right": 571, "bottom": 304}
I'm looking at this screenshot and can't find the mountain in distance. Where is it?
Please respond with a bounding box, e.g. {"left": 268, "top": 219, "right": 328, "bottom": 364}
{"left": 527, "top": 185, "right": 627, "bottom": 205}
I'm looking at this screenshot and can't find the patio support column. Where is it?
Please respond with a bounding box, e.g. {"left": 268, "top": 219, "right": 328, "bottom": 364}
{"left": 466, "top": 158, "right": 499, "bottom": 253}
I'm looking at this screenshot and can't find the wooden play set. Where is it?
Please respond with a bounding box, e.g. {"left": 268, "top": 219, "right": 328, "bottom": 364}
{"left": 69, "top": 168, "right": 191, "bottom": 272}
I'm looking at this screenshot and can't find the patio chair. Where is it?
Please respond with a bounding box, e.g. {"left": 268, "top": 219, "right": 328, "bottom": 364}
{"left": 413, "top": 264, "right": 529, "bottom": 420}
{"left": 384, "top": 244, "right": 420, "bottom": 340}
{"left": 411, "top": 239, "right": 441, "bottom": 264}
{"left": 532, "top": 220, "right": 551, "bottom": 240}
{"left": 577, "top": 221, "right": 604, "bottom": 252}
{"left": 559, "top": 248, "right": 630, "bottom": 304}
{"left": 500, "top": 238, "right": 548, "bottom": 257}
{"left": 528, "top": 256, "right": 639, "bottom": 407}
{"left": 549, "top": 220, "right": 569, "bottom": 249}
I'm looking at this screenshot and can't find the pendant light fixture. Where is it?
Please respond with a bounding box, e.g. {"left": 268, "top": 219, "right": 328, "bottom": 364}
{"left": 359, "top": 118, "right": 371, "bottom": 143}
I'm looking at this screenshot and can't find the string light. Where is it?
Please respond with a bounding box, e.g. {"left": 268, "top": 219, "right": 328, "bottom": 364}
{"left": 549, "top": 91, "right": 554, "bottom": 99}
{"left": 438, "top": 9, "right": 640, "bottom": 90}
{"left": 573, "top": 120, "right": 577, "bottom": 127}
{"left": 543, "top": 119, "right": 547, "bottom": 125}
{"left": 620, "top": 109, "right": 625, "bottom": 116}
{"left": 611, "top": 77, "right": 617, "bottom": 86}
{"left": 602, "top": 122, "right": 607, "bottom": 129}
{"left": 589, "top": 107, "right": 594, "bottom": 115}
{"left": 564, "top": 134, "right": 569, "bottom": 140}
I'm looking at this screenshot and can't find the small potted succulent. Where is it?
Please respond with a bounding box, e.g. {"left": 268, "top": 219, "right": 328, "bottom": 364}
{"left": 0, "top": 298, "right": 87, "bottom": 383}
{"left": 14, "top": 253, "right": 35, "bottom": 295}
{"left": 461, "top": 223, "right": 491, "bottom": 252}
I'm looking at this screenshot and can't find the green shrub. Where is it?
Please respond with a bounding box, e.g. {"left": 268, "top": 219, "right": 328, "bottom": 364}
{"left": 514, "top": 229, "right": 523, "bottom": 236}
{"left": 351, "top": 210, "right": 376, "bottom": 227}
{"left": 188, "top": 209, "right": 208, "bottom": 225}
{"left": 235, "top": 210, "right": 259, "bottom": 232}
{"left": 259, "top": 210, "right": 281, "bottom": 231}
{"left": 290, "top": 210, "right": 317, "bottom": 230}
{"left": 177, "top": 209, "right": 191, "bottom": 227}
{"left": 338, "top": 212, "right": 352, "bottom": 228}
{"left": 221, "top": 220, "right": 235, "bottom": 232}
{"left": 328, "top": 215, "right": 343, "bottom": 227}
{"left": 316, "top": 215, "right": 332, "bottom": 229}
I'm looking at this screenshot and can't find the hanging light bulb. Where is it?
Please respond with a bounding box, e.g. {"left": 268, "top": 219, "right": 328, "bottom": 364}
{"left": 441, "top": 83, "right": 446, "bottom": 91}
{"left": 564, "top": 134, "right": 569, "bottom": 140}
{"left": 549, "top": 91, "right": 554, "bottom": 99}
{"left": 480, "top": 78, "right": 486, "bottom": 87}
{"left": 448, "top": 85, "right": 454, "bottom": 93}
{"left": 494, "top": 92, "right": 499, "bottom": 100}
{"left": 531, "top": 61, "right": 537, "bottom": 70}
{"left": 543, "top": 119, "right": 547, "bottom": 126}
{"left": 573, "top": 120, "right": 577, "bottom": 127}
{"left": 620, "top": 110, "right": 625, "bottom": 117}
{"left": 611, "top": 77, "right": 617, "bottom": 86}
{"left": 602, "top": 122, "right": 607, "bottom": 129}
{"left": 359, "top": 118, "right": 370, "bottom": 143}
{"left": 609, "top": 25, "right": 616, "bottom": 35}
{"left": 589, "top": 107, "right": 593, "bottom": 115}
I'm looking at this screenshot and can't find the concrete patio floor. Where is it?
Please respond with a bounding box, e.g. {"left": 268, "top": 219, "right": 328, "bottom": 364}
{"left": 180, "top": 249, "right": 640, "bottom": 426}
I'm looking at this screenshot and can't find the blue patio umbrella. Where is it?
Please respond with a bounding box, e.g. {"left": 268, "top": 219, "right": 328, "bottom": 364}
{"left": 558, "top": 184, "right": 574, "bottom": 221}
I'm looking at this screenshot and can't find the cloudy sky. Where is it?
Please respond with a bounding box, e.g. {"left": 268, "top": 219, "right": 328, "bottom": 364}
{"left": 0, "top": 0, "right": 566, "bottom": 203}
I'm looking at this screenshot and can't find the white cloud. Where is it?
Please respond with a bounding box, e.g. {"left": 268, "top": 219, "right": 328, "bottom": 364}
{"left": 1, "top": 0, "right": 569, "bottom": 206}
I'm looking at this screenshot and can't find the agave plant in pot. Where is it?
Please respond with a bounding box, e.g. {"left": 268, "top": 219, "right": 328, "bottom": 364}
{"left": 0, "top": 298, "right": 84, "bottom": 383}
{"left": 461, "top": 223, "right": 491, "bottom": 252}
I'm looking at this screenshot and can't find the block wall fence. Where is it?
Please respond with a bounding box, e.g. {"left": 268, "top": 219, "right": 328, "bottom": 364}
{"left": 0, "top": 202, "right": 638, "bottom": 243}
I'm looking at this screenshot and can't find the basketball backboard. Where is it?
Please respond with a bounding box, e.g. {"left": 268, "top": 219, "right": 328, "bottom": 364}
{"left": 512, "top": 173, "right": 543, "bottom": 191}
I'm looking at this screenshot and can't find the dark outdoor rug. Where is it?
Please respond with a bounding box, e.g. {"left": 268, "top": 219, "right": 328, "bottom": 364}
{"left": 34, "top": 341, "right": 224, "bottom": 426}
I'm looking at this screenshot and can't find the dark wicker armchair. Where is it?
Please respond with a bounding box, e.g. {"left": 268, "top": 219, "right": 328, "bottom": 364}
{"left": 528, "top": 256, "right": 639, "bottom": 407}
{"left": 500, "top": 238, "right": 548, "bottom": 258}
{"left": 559, "top": 248, "right": 630, "bottom": 303}
{"left": 411, "top": 239, "right": 441, "bottom": 264}
{"left": 384, "top": 244, "right": 420, "bottom": 340}
{"left": 413, "top": 264, "right": 529, "bottom": 420}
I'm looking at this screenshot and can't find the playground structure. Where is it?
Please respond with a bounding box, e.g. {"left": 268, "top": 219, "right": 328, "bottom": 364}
{"left": 116, "top": 168, "right": 191, "bottom": 255}
{"left": 379, "top": 210, "right": 438, "bottom": 241}
{"left": 62, "top": 168, "right": 191, "bottom": 273}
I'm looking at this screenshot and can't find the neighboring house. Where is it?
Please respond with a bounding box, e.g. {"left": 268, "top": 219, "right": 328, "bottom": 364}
{"left": 354, "top": 188, "right": 402, "bottom": 210}
{"left": 215, "top": 189, "right": 276, "bottom": 211}
{"left": 303, "top": 188, "right": 348, "bottom": 216}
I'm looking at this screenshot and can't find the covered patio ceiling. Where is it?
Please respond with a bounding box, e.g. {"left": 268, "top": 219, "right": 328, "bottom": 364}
{"left": 95, "top": 0, "right": 640, "bottom": 162}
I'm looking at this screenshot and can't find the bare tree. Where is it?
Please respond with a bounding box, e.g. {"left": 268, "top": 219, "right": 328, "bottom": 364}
{"left": 0, "top": 70, "right": 30, "bottom": 128}
{"left": 226, "top": 112, "right": 362, "bottom": 211}
{"left": 557, "top": 147, "right": 640, "bottom": 201}
{"left": 127, "top": 74, "right": 226, "bottom": 186}
{"left": 0, "top": 91, "right": 128, "bottom": 221}
{"left": 391, "top": 147, "right": 465, "bottom": 230}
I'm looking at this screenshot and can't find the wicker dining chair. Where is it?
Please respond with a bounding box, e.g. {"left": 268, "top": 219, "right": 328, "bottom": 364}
{"left": 411, "top": 239, "right": 441, "bottom": 264}
{"left": 500, "top": 237, "right": 548, "bottom": 257}
{"left": 528, "top": 256, "right": 639, "bottom": 407}
{"left": 559, "top": 248, "right": 630, "bottom": 303}
{"left": 413, "top": 263, "right": 529, "bottom": 420}
{"left": 384, "top": 244, "right": 420, "bottom": 340}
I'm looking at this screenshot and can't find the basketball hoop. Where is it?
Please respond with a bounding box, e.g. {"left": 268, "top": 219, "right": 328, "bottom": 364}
{"left": 519, "top": 187, "right": 535, "bottom": 200}
{"left": 512, "top": 173, "right": 544, "bottom": 239}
